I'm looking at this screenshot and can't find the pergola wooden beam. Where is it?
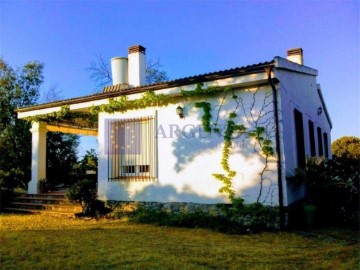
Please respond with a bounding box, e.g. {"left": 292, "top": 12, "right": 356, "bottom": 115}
{"left": 46, "top": 124, "right": 98, "bottom": 136}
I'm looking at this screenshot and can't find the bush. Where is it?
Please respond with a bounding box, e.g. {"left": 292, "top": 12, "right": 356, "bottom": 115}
{"left": 0, "top": 168, "right": 24, "bottom": 190}
{"left": 218, "top": 199, "right": 279, "bottom": 231}
{"left": 129, "top": 209, "right": 241, "bottom": 233}
{"left": 67, "top": 179, "right": 108, "bottom": 216}
{"left": 288, "top": 156, "right": 359, "bottom": 227}
{"left": 128, "top": 200, "right": 279, "bottom": 234}
{"left": 38, "top": 178, "right": 50, "bottom": 193}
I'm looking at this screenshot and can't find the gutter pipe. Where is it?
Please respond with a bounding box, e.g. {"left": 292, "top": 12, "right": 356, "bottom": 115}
{"left": 266, "top": 66, "right": 285, "bottom": 230}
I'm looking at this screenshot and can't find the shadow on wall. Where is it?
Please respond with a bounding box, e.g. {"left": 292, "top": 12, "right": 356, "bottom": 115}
{"left": 99, "top": 181, "right": 223, "bottom": 204}
{"left": 171, "top": 100, "right": 260, "bottom": 173}
{"left": 99, "top": 181, "right": 132, "bottom": 201}
{"left": 170, "top": 89, "right": 278, "bottom": 204}
{"left": 241, "top": 180, "right": 278, "bottom": 205}
{"left": 133, "top": 184, "right": 223, "bottom": 204}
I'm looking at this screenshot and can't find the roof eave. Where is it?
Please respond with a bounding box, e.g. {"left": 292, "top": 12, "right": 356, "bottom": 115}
{"left": 16, "top": 61, "right": 275, "bottom": 113}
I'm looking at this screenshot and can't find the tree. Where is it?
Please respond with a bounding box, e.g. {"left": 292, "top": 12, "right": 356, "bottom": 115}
{"left": 86, "top": 55, "right": 169, "bottom": 90}
{"left": 71, "top": 149, "right": 98, "bottom": 184}
{"left": 77, "top": 149, "right": 98, "bottom": 172}
{"left": 0, "top": 58, "right": 44, "bottom": 188}
{"left": 41, "top": 87, "right": 80, "bottom": 188}
{"left": 332, "top": 136, "right": 360, "bottom": 160}
{"left": 46, "top": 132, "right": 79, "bottom": 187}
{"left": 145, "top": 58, "right": 169, "bottom": 85}
{"left": 0, "top": 59, "right": 80, "bottom": 190}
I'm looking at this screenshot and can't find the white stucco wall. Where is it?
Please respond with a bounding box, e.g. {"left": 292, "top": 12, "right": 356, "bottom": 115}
{"left": 97, "top": 86, "right": 279, "bottom": 205}
{"left": 274, "top": 58, "right": 332, "bottom": 205}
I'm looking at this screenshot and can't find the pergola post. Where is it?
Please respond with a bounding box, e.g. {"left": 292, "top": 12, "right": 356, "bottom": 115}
{"left": 28, "top": 121, "right": 47, "bottom": 194}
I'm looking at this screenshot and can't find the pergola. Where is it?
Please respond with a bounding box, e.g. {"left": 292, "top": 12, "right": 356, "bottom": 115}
{"left": 17, "top": 102, "right": 100, "bottom": 194}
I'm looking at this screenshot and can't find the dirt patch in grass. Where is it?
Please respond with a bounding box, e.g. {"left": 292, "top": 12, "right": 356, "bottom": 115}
{"left": 0, "top": 214, "right": 358, "bottom": 270}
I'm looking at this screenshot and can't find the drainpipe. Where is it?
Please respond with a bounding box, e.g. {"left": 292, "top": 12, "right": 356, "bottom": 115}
{"left": 265, "top": 66, "right": 285, "bottom": 230}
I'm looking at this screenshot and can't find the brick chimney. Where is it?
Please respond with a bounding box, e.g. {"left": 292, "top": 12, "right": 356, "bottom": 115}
{"left": 287, "top": 48, "right": 303, "bottom": 65}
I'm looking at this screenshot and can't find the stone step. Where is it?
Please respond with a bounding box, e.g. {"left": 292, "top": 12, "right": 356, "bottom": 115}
{"left": 8, "top": 202, "right": 82, "bottom": 213}
{"left": 24, "top": 193, "right": 66, "bottom": 199}
{"left": 4, "top": 192, "right": 82, "bottom": 217}
{"left": 3, "top": 207, "right": 77, "bottom": 218}
{"left": 14, "top": 197, "right": 69, "bottom": 205}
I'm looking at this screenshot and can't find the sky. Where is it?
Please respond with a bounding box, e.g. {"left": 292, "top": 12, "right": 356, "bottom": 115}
{"left": 1, "top": 0, "right": 359, "bottom": 157}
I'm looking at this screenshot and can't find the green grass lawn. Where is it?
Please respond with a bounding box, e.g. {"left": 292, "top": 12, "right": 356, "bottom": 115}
{"left": 0, "top": 214, "right": 358, "bottom": 270}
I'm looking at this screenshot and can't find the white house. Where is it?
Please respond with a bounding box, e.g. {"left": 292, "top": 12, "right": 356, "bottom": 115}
{"left": 17, "top": 45, "right": 332, "bottom": 209}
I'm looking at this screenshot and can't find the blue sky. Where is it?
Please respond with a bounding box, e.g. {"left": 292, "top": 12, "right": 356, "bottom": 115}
{"left": 1, "top": 0, "right": 359, "bottom": 157}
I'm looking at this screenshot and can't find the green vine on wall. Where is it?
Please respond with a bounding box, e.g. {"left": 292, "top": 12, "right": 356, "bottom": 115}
{"left": 194, "top": 102, "right": 212, "bottom": 133}
{"left": 89, "top": 91, "right": 173, "bottom": 115}
{"left": 23, "top": 105, "right": 97, "bottom": 127}
{"left": 181, "top": 82, "right": 217, "bottom": 97}
{"left": 195, "top": 87, "right": 275, "bottom": 202}
{"left": 23, "top": 106, "right": 71, "bottom": 122}
{"left": 212, "top": 118, "right": 241, "bottom": 200}
{"left": 22, "top": 82, "right": 274, "bottom": 202}
{"left": 24, "top": 83, "right": 219, "bottom": 125}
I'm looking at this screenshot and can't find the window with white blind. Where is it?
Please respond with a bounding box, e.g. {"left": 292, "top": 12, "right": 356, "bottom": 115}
{"left": 107, "top": 116, "right": 156, "bottom": 181}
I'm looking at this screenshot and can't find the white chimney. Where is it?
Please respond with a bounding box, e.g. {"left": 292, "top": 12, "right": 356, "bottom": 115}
{"left": 111, "top": 57, "right": 128, "bottom": 85}
{"left": 128, "top": 45, "right": 146, "bottom": 87}
{"left": 287, "top": 48, "right": 304, "bottom": 65}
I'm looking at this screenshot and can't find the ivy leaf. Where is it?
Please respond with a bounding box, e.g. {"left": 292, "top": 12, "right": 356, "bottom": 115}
{"left": 229, "top": 112, "right": 237, "bottom": 118}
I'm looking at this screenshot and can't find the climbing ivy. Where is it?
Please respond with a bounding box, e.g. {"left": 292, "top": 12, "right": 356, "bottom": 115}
{"left": 90, "top": 91, "right": 173, "bottom": 115}
{"left": 212, "top": 118, "right": 239, "bottom": 201}
{"left": 23, "top": 105, "right": 97, "bottom": 126}
{"left": 22, "top": 82, "right": 274, "bottom": 202}
{"left": 181, "top": 82, "right": 217, "bottom": 97}
{"left": 249, "top": 127, "right": 275, "bottom": 157}
{"left": 194, "top": 87, "right": 275, "bottom": 202}
{"left": 24, "top": 83, "right": 218, "bottom": 124}
{"left": 194, "top": 102, "right": 212, "bottom": 133}
{"left": 23, "top": 106, "right": 71, "bottom": 122}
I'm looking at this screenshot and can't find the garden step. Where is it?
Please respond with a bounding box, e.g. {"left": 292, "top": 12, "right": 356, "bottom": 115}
{"left": 24, "top": 193, "right": 66, "bottom": 199}
{"left": 14, "top": 197, "right": 69, "bottom": 205}
{"left": 4, "top": 192, "right": 82, "bottom": 217}
{"left": 8, "top": 202, "right": 82, "bottom": 213}
{"left": 3, "top": 207, "right": 77, "bottom": 218}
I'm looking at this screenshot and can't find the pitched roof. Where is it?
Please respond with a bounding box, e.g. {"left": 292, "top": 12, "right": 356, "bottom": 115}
{"left": 16, "top": 60, "right": 274, "bottom": 112}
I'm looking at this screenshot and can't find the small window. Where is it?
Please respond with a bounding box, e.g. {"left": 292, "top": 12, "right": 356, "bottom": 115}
{"left": 323, "top": 132, "right": 329, "bottom": 158}
{"left": 122, "top": 165, "right": 135, "bottom": 174}
{"left": 107, "top": 116, "right": 156, "bottom": 181}
{"left": 294, "top": 109, "right": 305, "bottom": 168}
{"left": 308, "top": 120, "right": 316, "bottom": 156}
{"left": 317, "top": 127, "right": 323, "bottom": 156}
{"left": 139, "top": 165, "right": 150, "bottom": 173}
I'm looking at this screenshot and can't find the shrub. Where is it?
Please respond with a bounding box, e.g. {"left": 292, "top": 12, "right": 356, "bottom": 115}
{"left": 288, "top": 156, "right": 359, "bottom": 227}
{"left": 218, "top": 198, "right": 279, "bottom": 231}
{"left": 0, "top": 168, "right": 23, "bottom": 190}
{"left": 38, "top": 178, "right": 50, "bottom": 193}
{"left": 128, "top": 201, "right": 279, "bottom": 234}
{"left": 66, "top": 179, "right": 108, "bottom": 216}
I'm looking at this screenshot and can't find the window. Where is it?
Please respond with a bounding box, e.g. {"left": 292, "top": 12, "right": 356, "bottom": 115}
{"left": 308, "top": 120, "right": 316, "bottom": 156}
{"left": 294, "top": 109, "right": 305, "bottom": 168}
{"left": 107, "top": 116, "right": 156, "bottom": 181}
{"left": 317, "top": 127, "right": 323, "bottom": 156}
{"left": 323, "top": 132, "right": 329, "bottom": 158}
